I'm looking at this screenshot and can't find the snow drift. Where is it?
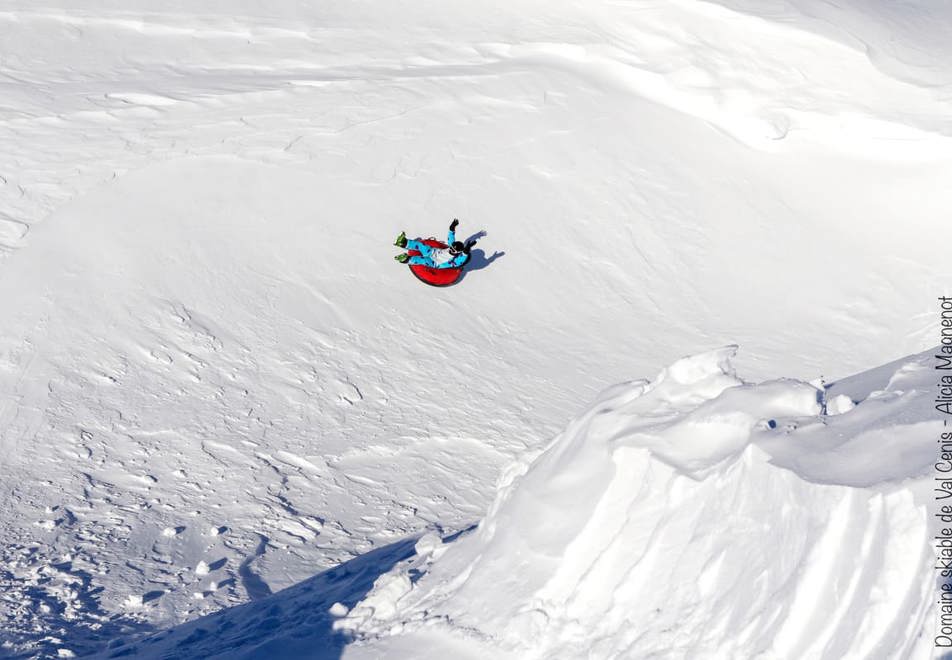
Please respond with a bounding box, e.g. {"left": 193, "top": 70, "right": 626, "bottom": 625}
{"left": 337, "top": 347, "right": 936, "bottom": 659}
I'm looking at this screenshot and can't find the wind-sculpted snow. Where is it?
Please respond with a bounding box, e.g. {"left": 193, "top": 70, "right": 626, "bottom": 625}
{"left": 708, "top": 0, "right": 952, "bottom": 88}
{"left": 338, "top": 348, "right": 935, "bottom": 659}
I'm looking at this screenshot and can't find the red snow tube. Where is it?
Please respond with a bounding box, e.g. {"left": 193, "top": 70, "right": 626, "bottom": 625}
{"left": 408, "top": 238, "right": 464, "bottom": 287}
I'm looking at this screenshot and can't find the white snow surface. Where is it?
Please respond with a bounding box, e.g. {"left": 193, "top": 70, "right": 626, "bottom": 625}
{"left": 0, "top": 0, "right": 949, "bottom": 658}
{"left": 338, "top": 347, "right": 937, "bottom": 660}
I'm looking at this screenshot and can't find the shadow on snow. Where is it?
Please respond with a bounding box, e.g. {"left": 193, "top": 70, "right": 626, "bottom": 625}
{"left": 461, "top": 230, "right": 505, "bottom": 277}
{"left": 0, "top": 560, "right": 155, "bottom": 660}
{"left": 97, "top": 534, "right": 429, "bottom": 660}
{"left": 458, "top": 246, "right": 505, "bottom": 284}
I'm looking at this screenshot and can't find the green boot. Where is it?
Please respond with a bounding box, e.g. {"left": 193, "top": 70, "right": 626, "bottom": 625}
{"left": 394, "top": 253, "right": 409, "bottom": 263}
{"left": 394, "top": 231, "right": 407, "bottom": 248}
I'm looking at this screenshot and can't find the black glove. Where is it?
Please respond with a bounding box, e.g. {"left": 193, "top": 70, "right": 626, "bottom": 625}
{"left": 450, "top": 218, "right": 459, "bottom": 232}
{"left": 463, "top": 238, "right": 477, "bottom": 254}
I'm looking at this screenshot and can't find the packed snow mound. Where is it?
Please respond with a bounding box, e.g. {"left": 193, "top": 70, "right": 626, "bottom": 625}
{"left": 338, "top": 347, "right": 936, "bottom": 659}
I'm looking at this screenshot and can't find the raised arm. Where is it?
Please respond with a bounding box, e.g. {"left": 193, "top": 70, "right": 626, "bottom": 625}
{"left": 447, "top": 218, "right": 459, "bottom": 245}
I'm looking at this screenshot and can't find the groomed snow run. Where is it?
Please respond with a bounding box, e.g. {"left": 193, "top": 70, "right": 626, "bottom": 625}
{"left": 0, "top": 0, "right": 950, "bottom": 658}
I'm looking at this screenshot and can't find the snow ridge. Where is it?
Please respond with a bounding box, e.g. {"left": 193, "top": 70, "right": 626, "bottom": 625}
{"left": 338, "top": 348, "right": 934, "bottom": 660}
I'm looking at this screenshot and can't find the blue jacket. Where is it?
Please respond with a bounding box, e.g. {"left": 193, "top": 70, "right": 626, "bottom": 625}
{"left": 408, "top": 230, "right": 469, "bottom": 269}
{"left": 439, "top": 229, "right": 469, "bottom": 269}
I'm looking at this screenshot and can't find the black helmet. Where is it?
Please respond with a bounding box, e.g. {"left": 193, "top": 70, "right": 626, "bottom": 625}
{"left": 450, "top": 241, "right": 465, "bottom": 253}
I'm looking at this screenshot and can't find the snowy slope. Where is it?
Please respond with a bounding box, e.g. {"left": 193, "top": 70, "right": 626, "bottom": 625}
{"left": 99, "top": 347, "right": 938, "bottom": 659}
{"left": 0, "top": 0, "right": 949, "bottom": 658}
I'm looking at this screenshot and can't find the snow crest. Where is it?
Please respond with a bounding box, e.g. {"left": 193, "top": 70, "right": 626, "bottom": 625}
{"left": 339, "top": 348, "right": 932, "bottom": 659}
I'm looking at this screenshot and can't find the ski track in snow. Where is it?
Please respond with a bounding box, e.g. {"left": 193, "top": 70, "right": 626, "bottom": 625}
{"left": 0, "top": 1, "right": 949, "bottom": 658}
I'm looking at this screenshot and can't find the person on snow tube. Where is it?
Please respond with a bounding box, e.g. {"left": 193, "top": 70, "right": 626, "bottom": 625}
{"left": 393, "top": 219, "right": 477, "bottom": 269}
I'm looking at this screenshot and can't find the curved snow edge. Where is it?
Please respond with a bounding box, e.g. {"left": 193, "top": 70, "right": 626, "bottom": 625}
{"left": 339, "top": 347, "right": 934, "bottom": 660}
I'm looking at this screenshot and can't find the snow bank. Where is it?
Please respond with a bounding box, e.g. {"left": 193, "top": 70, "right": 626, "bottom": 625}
{"left": 339, "top": 347, "right": 935, "bottom": 659}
